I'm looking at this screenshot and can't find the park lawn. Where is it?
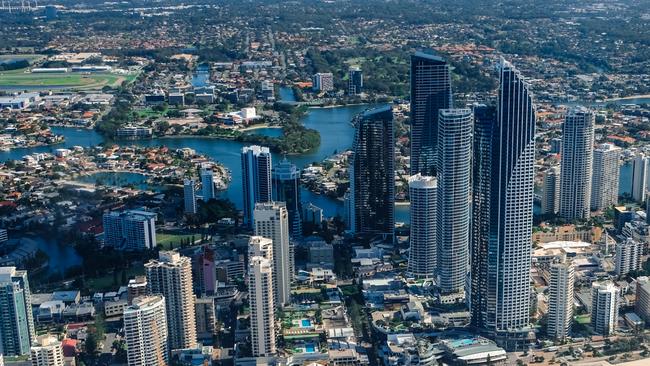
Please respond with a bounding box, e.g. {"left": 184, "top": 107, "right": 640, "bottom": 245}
{"left": 156, "top": 233, "right": 199, "bottom": 250}
{"left": 0, "top": 54, "right": 45, "bottom": 62}
{"left": 0, "top": 68, "right": 125, "bottom": 90}
{"left": 344, "top": 57, "right": 365, "bottom": 66}
{"left": 136, "top": 106, "right": 167, "bottom": 118}
{"left": 85, "top": 264, "right": 145, "bottom": 292}
{"left": 575, "top": 314, "right": 591, "bottom": 324}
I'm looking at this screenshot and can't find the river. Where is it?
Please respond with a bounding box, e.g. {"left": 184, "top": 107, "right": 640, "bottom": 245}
{"left": 1, "top": 89, "right": 644, "bottom": 226}
{"left": 0, "top": 87, "right": 381, "bottom": 220}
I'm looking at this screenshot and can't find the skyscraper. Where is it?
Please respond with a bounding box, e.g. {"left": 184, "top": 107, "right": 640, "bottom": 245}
{"left": 145, "top": 251, "right": 197, "bottom": 350}
{"left": 541, "top": 165, "right": 560, "bottom": 215}
{"left": 631, "top": 153, "right": 649, "bottom": 202}
{"left": 591, "top": 143, "right": 621, "bottom": 210}
{"left": 436, "top": 108, "right": 472, "bottom": 295}
{"left": 470, "top": 104, "right": 496, "bottom": 326}
{"left": 272, "top": 158, "right": 302, "bottom": 239}
{"left": 410, "top": 51, "right": 452, "bottom": 176}
{"left": 470, "top": 60, "right": 536, "bottom": 350}
{"left": 591, "top": 282, "right": 619, "bottom": 336}
{"left": 183, "top": 179, "right": 197, "bottom": 214}
{"left": 248, "top": 256, "right": 276, "bottom": 357}
{"left": 349, "top": 106, "right": 395, "bottom": 241}
{"left": 253, "top": 202, "right": 291, "bottom": 307}
{"left": 0, "top": 267, "right": 35, "bottom": 356}
{"left": 200, "top": 166, "right": 216, "bottom": 201}
{"left": 102, "top": 210, "right": 157, "bottom": 251}
{"left": 407, "top": 174, "right": 437, "bottom": 279}
{"left": 347, "top": 67, "right": 363, "bottom": 95}
{"left": 241, "top": 145, "right": 272, "bottom": 226}
{"left": 559, "top": 107, "right": 594, "bottom": 220}
{"left": 547, "top": 256, "right": 574, "bottom": 341}
{"left": 123, "top": 295, "right": 169, "bottom": 366}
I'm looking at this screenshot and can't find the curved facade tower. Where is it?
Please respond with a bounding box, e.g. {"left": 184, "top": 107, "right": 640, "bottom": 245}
{"left": 407, "top": 174, "right": 437, "bottom": 278}
{"left": 471, "top": 60, "right": 536, "bottom": 350}
{"left": 436, "top": 108, "right": 472, "bottom": 295}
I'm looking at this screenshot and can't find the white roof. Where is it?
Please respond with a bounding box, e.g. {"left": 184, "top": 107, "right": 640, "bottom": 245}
{"left": 541, "top": 241, "right": 591, "bottom": 249}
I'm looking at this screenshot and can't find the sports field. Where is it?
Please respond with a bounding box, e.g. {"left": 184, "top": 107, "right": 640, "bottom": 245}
{"left": 0, "top": 54, "right": 46, "bottom": 63}
{"left": 0, "top": 67, "right": 136, "bottom": 90}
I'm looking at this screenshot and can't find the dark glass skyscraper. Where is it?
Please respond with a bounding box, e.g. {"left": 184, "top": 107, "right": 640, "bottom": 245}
{"left": 470, "top": 103, "right": 496, "bottom": 330}
{"left": 272, "top": 158, "right": 302, "bottom": 239}
{"left": 349, "top": 106, "right": 395, "bottom": 242}
{"left": 470, "top": 60, "right": 536, "bottom": 350}
{"left": 410, "top": 51, "right": 452, "bottom": 176}
{"left": 241, "top": 145, "right": 272, "bottom": 226}
{"left": 347, "top": 67, "right": 363, "bottom": 95}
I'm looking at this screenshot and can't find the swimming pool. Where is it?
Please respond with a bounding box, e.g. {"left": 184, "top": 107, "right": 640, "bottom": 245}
{"left": 301, "top": 319, "right": 312, "bottom": 327}
{"left": 305, "top": 343, "right": 316, "bottom": 353}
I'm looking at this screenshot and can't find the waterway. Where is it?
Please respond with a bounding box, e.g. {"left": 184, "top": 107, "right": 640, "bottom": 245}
{"left": 13, "top": 236, "right": 83, "bottom": 275}
{"left": 1, "top": 87, "right": 377, "bottom": 220}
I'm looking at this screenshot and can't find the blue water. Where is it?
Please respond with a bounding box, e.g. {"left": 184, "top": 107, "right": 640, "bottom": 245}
{"left": 301, "top": 319, "right": 312, "bottom": 327}
{"left": 279, "top": 86, "right": 297, "bottom": 102}
{"left": 304, "top": 343, "right": 315, "bottom": 352}
{"left": 191, "top": 64, "right": 210, "bottom": 88}
{"left": 0, "top": 97, "right": 377, "bottom": 219}
{"left": 246, "top": 127, "right": 283, "bottom": 138}
{"left": 24, "top": 236, "right": 83, "bottom": 274}
{"left": 0, "top": 127, "right": 104, "bottom": 161}
{"left": 0, "top": 108, "right": 636, "bottom": 225}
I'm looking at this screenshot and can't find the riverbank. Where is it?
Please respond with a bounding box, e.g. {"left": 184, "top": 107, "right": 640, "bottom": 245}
{"left": 606, "top": 94, "right": 650, "bottom": 102}
{"left": 0, "top": 133, "right": 65, "bottom": 152}
{"left": 240, "top": 123, "right": 282, "bottom": 132}
{"left": 0, "top": 139, "right": 64, "bottom": 151}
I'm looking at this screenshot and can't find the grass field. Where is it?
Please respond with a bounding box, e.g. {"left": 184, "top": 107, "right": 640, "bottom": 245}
{"left": 0, "top": 67, "right": 136, "bottom": 90}
{"left": 156, "top": 233, "right": 199, "bottom": 250}
{"left": 0, "top": 54, "right": 45, "bottom": 63}
{"left": 575, "top": 314, "right": 591, "bottom": 324}
{"left": 136, "top": 106, "right": 168, "bottom": 118}
{"left": 85, "top": 264, "right": 145, "bottom": 292}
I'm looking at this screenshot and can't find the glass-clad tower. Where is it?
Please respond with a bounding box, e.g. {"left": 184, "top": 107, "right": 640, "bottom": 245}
{"left": 349, "top": 106, "right": 395, "bottom": 242}
{"left": 272, "top": 159, "right": 302, "bottom": 239}
{"left": 410, "top": 51, "right": 452, "bottom": 176}
{"left": 241, "top": 145, "right": 272, "bottom": 226}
